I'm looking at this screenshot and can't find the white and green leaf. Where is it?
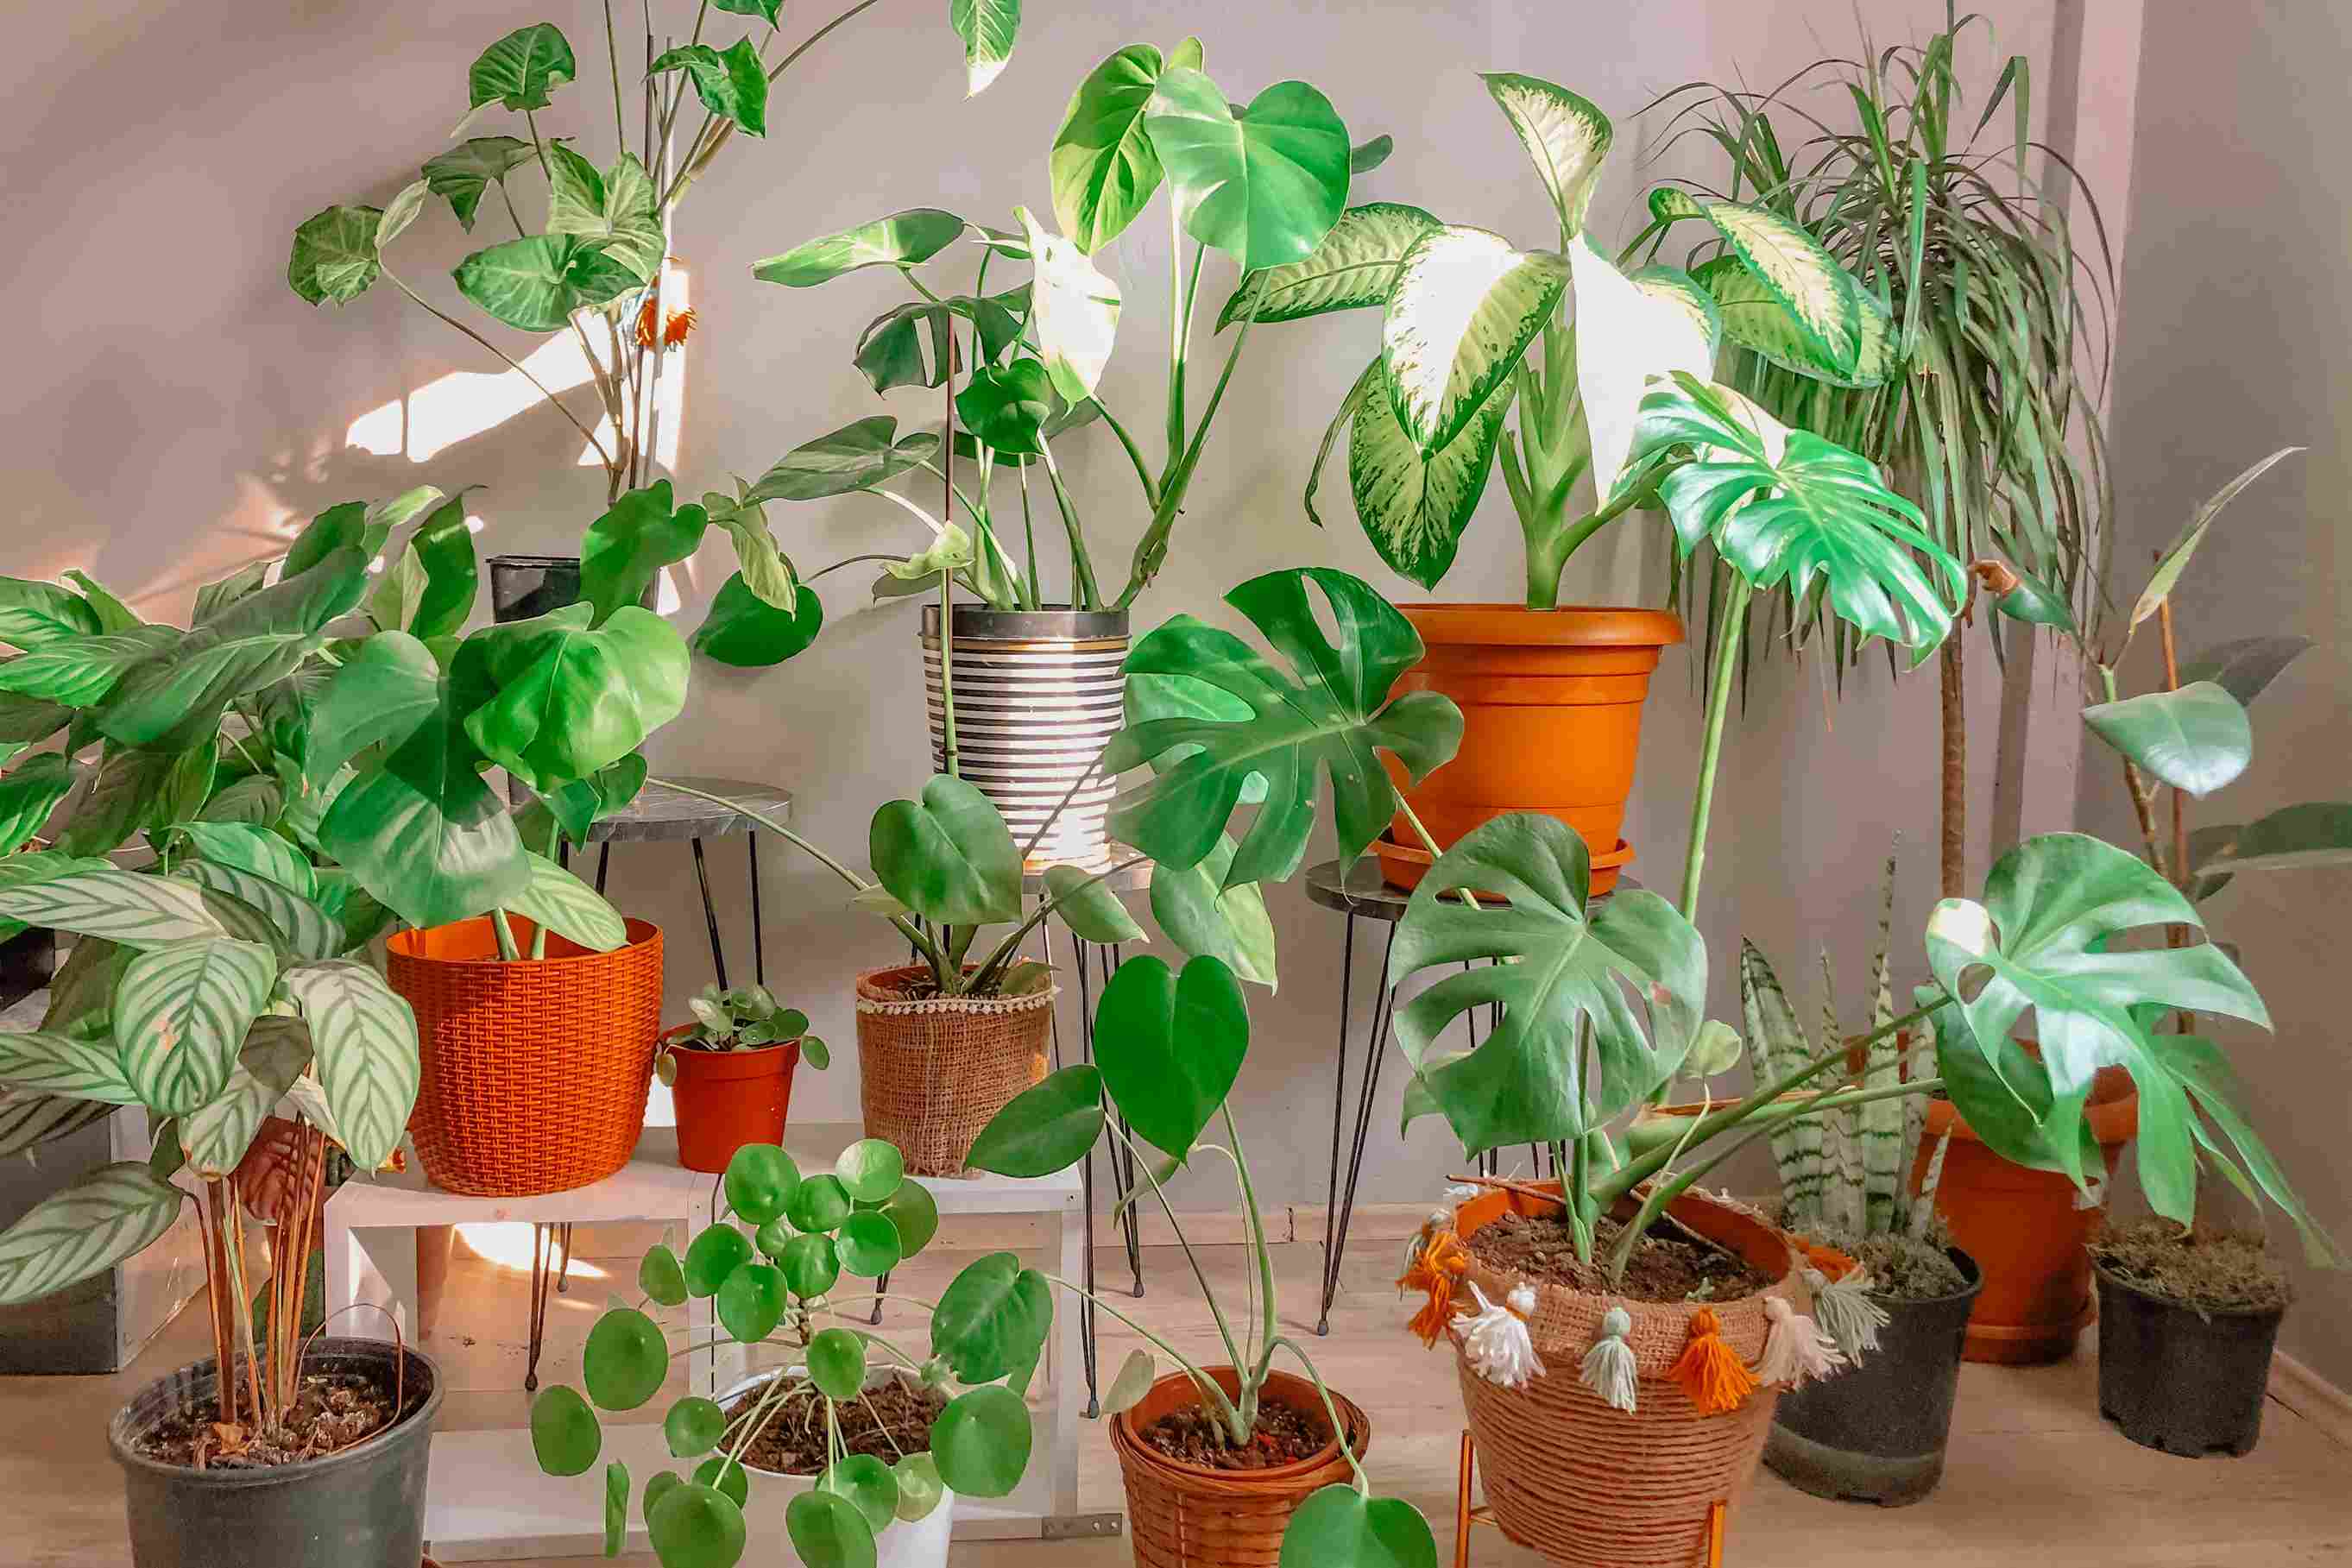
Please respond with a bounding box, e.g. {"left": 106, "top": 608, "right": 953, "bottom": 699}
{"left": 1016, "top": 207, "right": 1121, "bottom": 403}
{"left": 1382, "top": 225, "right": 1566, "bottom": 456}
{"left": 949, "top": 0, "right": 1022, "bottom": 96}
{"left": 0, "top": 1030, "right": 139, "bottom": 1104}
{"left": 281, "top": 960, "right": 419, "bottom": 1170}
{"left": 180, "top": 1066, "right": 278, "bottom": 1176}
{"left": 0, "top": 868, "right": 224, "bottom": 949}
{"left": 1218, "top": 203, "right": 1440, "bottom": 331}
{"left": 508, "top": 850, "right": 628, "bottom": 952}
{"left": 114, "top": 937, "right": 275, "bottom": 1116}
{"left": 1481, "top": 72, "right": 1612, "bottom": 239}
{"left": 1572, "top": 234, "right": 1717, "bottom": 501}
{"left": 1686, "top": 198, "right": 1866, "bottom": 380}
{"left": 1347, "top": 356, "right": 1511, "bottom": 591}
{"left": 0, "top": 1163, "right": 186, "bottom": 1307}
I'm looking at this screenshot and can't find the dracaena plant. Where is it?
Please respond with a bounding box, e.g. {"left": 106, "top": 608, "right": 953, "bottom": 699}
{"left": 287, "top": 1, "right": 1025, "bottom": 668}
{"left": 1256, "top": 72, "right": 1893, "bottom": 608}
{"left": 746, "top": 39, "right": 1369, "bottom": 614}
{"left": 531, "top": 1137, "right": 1043, "bottom": 1568}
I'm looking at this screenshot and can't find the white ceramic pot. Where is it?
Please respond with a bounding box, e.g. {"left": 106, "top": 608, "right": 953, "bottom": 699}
{"left": 717, "top": 1370, "right": 957, "bottom": 1568}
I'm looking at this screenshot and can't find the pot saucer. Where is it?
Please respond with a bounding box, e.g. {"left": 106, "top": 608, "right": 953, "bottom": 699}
{"left": 1372, "top": 829, "right": 1633, "bottom": 895}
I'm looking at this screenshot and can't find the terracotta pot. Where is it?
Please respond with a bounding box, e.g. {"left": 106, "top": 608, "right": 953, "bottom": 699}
{"left": 1449, "top": 1184, "right": 1794, "bottom": 1568}
{"left": 1110, "top": 1366, "right": 1370, "bottom": 1568}
{"left": 664, "top": 1023, "right": 803, "bottom": 1174}
{"left": 853, "top": 965, "right": 1055, "bottom": 1176}
{"left": 1911, "top": 1063, "right": 2138, "bottom": 1364}
{"left": 387, "top": 916, "right": 663, "bottom": 1197}
{"left": 1378, "top": 604, "right": 1682, "bottom": 894}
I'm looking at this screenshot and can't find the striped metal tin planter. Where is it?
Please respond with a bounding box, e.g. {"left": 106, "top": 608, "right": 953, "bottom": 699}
{"left": 922, "top": 605, "right": 1129, "bottom": 871}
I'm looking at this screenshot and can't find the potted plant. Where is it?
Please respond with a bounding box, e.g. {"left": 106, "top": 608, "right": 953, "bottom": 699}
{"left": 286, "top": 0, "right": 1026, "bottom": 671}
{"left": 747, "top": 38, "right": 1361, "bottom": 866}
{"left": 528, "top": 1137, "right": 1035, "bottom": 1568}
{"left": 1269, "top": 72, "right": 1897, "bottom": 888}
{"left": 0, "top": 561, "right": 439, "bottom": 1565}
{"left": 657, "top": 982, "right": 829, "bottom": 1174}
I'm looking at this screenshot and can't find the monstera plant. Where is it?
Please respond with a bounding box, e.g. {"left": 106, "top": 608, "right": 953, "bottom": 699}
{"left": 287, "top": 1, "right": 1027, "bottom": 666}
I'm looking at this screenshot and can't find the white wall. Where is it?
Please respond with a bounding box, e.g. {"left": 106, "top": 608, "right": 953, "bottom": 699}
{"left": 3, "top": 0, "right": 2065, "bottom": 1211}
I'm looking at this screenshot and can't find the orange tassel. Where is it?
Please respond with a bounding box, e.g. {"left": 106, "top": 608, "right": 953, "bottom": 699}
{"left": 1791, "top": 1236, "right": 1858, "bottom": 1282}
{"left": 1670, "top": 1307, "right": 1759, "bottom": 1414}
{"left": 1399, "top": 1229, "right": 1471, "bottom": 1348}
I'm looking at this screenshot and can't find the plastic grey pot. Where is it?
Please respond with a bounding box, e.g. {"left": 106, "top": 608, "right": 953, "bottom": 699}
{"left": 1763, "top": 1250, "right": 1983, "bottom": 1506}
{"left": 108, "top": 1337, "right": 442, "bottom": 1567}
{"left": 488, "top": 554, "right": 583, "bottom": 623}
{"left": 2095, "top": 1260, "right": 2284, "bottom": 1457}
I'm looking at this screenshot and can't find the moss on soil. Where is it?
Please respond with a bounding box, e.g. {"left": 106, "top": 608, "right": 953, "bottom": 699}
{"left": 2090, "top": 1218, "right": 2291, "bottom": 1314}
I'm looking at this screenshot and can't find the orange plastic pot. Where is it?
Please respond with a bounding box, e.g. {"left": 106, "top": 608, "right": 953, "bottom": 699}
{"left": 1911, "top": 1063, "right": 2139, "bottom": 1364}
{"left": 1379, "top": 604, "right": 1682, "bottom": 894}
{"left": 663, "top": 1023, "right": 802, "bottom": 1174}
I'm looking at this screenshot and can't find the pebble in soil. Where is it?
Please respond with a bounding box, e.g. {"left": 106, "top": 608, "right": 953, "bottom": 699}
{"left": 1465, "top": 1212, "right": 1774, "bottom": 1302}
{"left": 722, "top": 1375, "right": 946, "bottom": 1475}
{"left": 1139, "top": 1395, "right": 1332, "bottom": 1470}
{"left": 135, "top": 1372, "right": 406, "bottom": 1470}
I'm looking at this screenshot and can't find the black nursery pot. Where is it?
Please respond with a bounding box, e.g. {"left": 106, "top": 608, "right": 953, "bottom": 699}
{"left": 107, "top": 1338, "right": 442, "bottom": 1568}
{"left": 487, "top": 554, "right": 584, "bottom": 623}
{"left": 1764, "top": 1249, "right": 1983, "bottom": 1506}
{"left": 2095, "top": 1261, "right": 2285, "bottom": 1457}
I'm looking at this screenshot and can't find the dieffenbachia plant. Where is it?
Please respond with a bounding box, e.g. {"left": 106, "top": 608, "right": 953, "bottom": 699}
{"left": 532, "top": 1137, "right": 1040, "bottom": 1568}
{"left": 747, "top": 39, "right": 1367, "bottom": 613}
{"left": 287, "top": 3, "right": 1023, "bottom": 666}
{"left": 1257, "top": 72, "right": 1891, "bottom": 607}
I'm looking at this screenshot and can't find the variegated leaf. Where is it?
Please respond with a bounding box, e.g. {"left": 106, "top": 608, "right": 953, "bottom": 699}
{"left": 1481, "top": 73, "right": 1612, "bottom": 239}
{"left": 180, "top": 861, "right": 344, "bottom": 961}
{"left": 0, "top": 867, "right": 224, "bottom": 950}
{"left": 168, "top": 820, "right": 318, "bottom": 897}
{"left": 1017, "top": 206, "right": 1120, "bottom": 403}
{"left": 1347, "top": 356, "right": 1511, "bottom": 591}
{"left": 1739, "top": 939, "right": 1823, "bottom": 1227}
{"left": 180, "top": 1066, "right": 277, "bottom": 1175}
{"left": 1382, "top": 225, "right": 1567, "bottom": 456}
{"left": 281, "top": 960, "right": 417, "bottom": 1169}
{"left": 0, "top": 1162, "right": 185, "bottom": 1306}
{"left": 1570, "top": 233, "right": 1717, "bottom": 501}
{"left": 508, "top": 850, "right": 627, "bottom": 952}
{"left": 0, "top": 1030, "right": 139, "bottom": 1103}
{"left": 1695, "top": 255, "right": 1895, "bottom": 388}
{"left": 0, "top": 1090, "right": 115, "bottom": 1158}
{"left": 1688, "top": 198, "right": 1864, "bottom": 381}
{"left": 1217, "top": 203, "right": 1441, "bottom": 331}
{"left": 1627, "top": 266, "right": 1722, "bottom": 359}
{"left": 116, "top": 937, "right": 274, "bottom": 1115}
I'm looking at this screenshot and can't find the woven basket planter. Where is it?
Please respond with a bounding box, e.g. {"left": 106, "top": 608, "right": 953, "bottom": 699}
{"left": 1451, "top": 1184, "right": 1798, "bottom": 1568}
{"left": 854, "top": 965, "right": 1054, "bottom": 1177}
{"left": 388, "top": 916, "right": 663, "bottom": 1197}
{"left": 1110, "top": 1367, "right": 1370, "bottom": 1568}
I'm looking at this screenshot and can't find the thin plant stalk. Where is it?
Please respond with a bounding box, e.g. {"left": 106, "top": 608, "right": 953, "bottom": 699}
{"left": 1680, "top": 579, "right": 1752, "bottom": 915}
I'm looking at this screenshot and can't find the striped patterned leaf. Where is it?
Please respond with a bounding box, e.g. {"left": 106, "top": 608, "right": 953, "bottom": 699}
{"left": 1382, "top": 225, "right": 1566, "bottom": 456}
{"left": 1346, "top": 356, "right": 1511, "bottom": 591}
{"left": 281, "top": 960, "right": 418, "bottom": 1169}
{"left": 0, "top": 867, "right": 225, "bottom": 949}
{"left": 0, "top": 1030, "right": 138, "bottom": 1103}
{"left": 0, "top": 1091, "right": 114, "bottom": 1159}
{"left": 1738, "top": 940, "right": 1823, "bottom": 1227}
{"left": 280, "top": 1074, "right": 345, "bottom": 1151}
{"left": 180, "top": 862, "right": 344, "bottom": 960}
{"left": 0, "top": 627, "right": 177, "bottom": 705}
{"left": 1481, "top": 73, "right": 1612, "bottom": 239}
{"left": 0, "top": 1162, "right": 186, "bottom": 1306}
{"left": 0, "top": 753, "right": 83, "bottom": 856}
{"left": 195, "top": 776, "right": 285, "bottom": 828}
{"left": 508, "top": 850, "right": 628, "bottom": 952}
{"left": 168, "top": 821, "right": 318, "bottom": 897}
{"left": 1817, "top": 951, "right": 1864, "bottom": 1235}
{"left": 1860, "top": 850, "right": 1907, "bottom": 1234}
{"left": 1688, "top": 199, "right": 1864, "bottom": 381}
{"left": 1695, "top": 255, "right": 1895, "bottom": 388}
{"left": 1218, "top": 203, "right": 1441, "bottom": 331}
{"left": 39, "top": 929, "right": 123, "bottom": 1036}
{"left": 115, "top": 937, "right": 275, "bottom": 1115}
{"left": 180, "top": 1066, "right": 277, "bottom": 1175}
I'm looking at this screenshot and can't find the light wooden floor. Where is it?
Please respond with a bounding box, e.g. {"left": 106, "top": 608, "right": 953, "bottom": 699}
{"left": 11, "top": 1225, "right": 2349, "bottom": 1566}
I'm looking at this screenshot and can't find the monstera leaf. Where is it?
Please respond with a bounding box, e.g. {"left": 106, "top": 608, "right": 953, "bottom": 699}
{"left": 1390, "top": 814, "right": 1705, "bottom": 1153}
{"left": 1017, "top": 208, "right": 1121, "bottom": 403}
{"left": 421, "top": 136, "right": 537, "bottom": 232}
{"left": 1924, "top": 833, "right": 2336, "bottom": 1260}
{"left": 1144, "top": 68, "right": 1350, "bottom": 274}
{"left": 1482, "top": 73, "right": 1611, "bottom": 239}
{"left": 748, "top": 418, "right": 941, "bottom": 503}
{"left": 1050, "top": 42, "right": 1188, "bottom": 253}
{"left": 1102, "top": 569, "right": 1462, "bottom": 888}
{"left": 1381, "top": 226, "right": 1567, "bottom": 457}
{"left": 459, "top": 605, "right": 689, "bottom": 790}
{"left": 1626, "top": 374, "right": 1962, "bottom": 663}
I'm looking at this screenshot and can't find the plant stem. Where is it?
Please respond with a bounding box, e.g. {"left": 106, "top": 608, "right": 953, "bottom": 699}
{"left": 968, "top": 854, "right": 1148, "bottom": 992}
{"left": 938, "top": 569, "right": 959, "bottom": 780}
{"left": 1036, "top": 445, "right": 1100, "bottom": 610}
{"left": 523, "top": 108, "right": 554, "bottom": 184}
{"left": 1271, "top": 1338, "right": 1369, "bottom": 1490}
{"left": 383, "top": 272, "right": 615, "bottom": 470}
{"left": 1042, "top": 1273, "right": 1242, "bottom": 1430}
{"left": 1220, "top": 1107, "right": 1280, "bottom": 1409}
{"left": 1680, "top": 578, "right": 1751, "bottom": 916}
{"left": 2097, "top": 663, "right": 2170, "bottom": 876}
{"left": 2156, "top": 597, "right": 2195, "bottom": 1032}
{"left": 767, "top": 0, "right": 883, "bottom": 83}
{"left": 491, "top": 909, "right": 521, "bottom": 960}
{"left": 1166, "top": 205, "right": 1190, "bottom": 470}
{"left": 1115, "top": 281, "right": 1263, "bottom": 608}
{"left": 1094, "top": 399, "right": 1159, "bottom": 509}
{"left": 603, "top": 0, "right": 627, "bottom": 154}
{"left": 1101, "top": 1121, "right": 1245, "bottom": 1376}
{"left": 1018, "top": 465, "right": 1041, "bottom": 610}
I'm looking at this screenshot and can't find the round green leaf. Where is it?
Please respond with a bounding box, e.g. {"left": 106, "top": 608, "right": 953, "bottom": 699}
{"left": 892, "top": 1452, "right": 945, "bottom": 1522}
{"left": 806, "top": 1326, "right": 867, "bottom": 1401}
{"left": 930, "top": 1253, "right": 1050, "bottom": 1385}
{"left": 868, "top": 775, "right": 1021, "bottom": 927}
{"left": 693, "top": 1453, "right": 750, "bottom": 1508}
{"left": 603, "top": 1460, "right": 631, "bottom": 1557}
{"left": 649, "top": 1479, "right": 747, "bottom": 1568}
{"left": 583, "top": 1308, "right": 667, "bottom": 1411}
{"left": 642, "top": 1468, "right": 683, "bottom": 1532}
{"left": 723, "top": 1143, "right": 800, "bottom": 1225}
{"left": 1279, "top": 1485, "right": 1439, "bottom": 1568}
{"left": 684, "top": 1225, "right": 753, "bottom": 1297}
{"left": 785, "top": 1173, "right": 853, "bottom": 1234}
{"left": 819, "top": 1453, "right": 900, "bottom": 1533}
{"left": 1144, "top": 69, "right": 1351, "bottom": 273}
{"left": 962, "top": 1065, "right": 1104, "bottom": 1178}
{"left": 664, "top": 1396, "right": 727, "bottom": 1458}
{"left": 833, "top": 1139, "right": 904, "bottom": 1204}
{"left": 640, "top": 1243, "right": 689, "bottom": 1306}
{"left": 780, "top": 1231, "right": 841, "bottom": 1299}
{"left": 877, "top": 1179, "right": 939, "bottom": 1260}
{"left": 529, "top": 1384, "right": 602, "bottom": 1476}
{"left": 754, "top": 1217, "right": 794, "bottom": 1259}
{"left": 930, "top": 1384, "right": 1031, "bottom": 1499}
{"left": 717, "top": 1261, "right": 789, "bottom": 1343}
{"left": 835, "top": 1209, "right": 902, "bottom": 1278}
{"left": 785, "top": 1489, "right": 877, "bottom": 1568}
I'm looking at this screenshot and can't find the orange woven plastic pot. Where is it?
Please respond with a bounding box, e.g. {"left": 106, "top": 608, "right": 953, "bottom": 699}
{"left": 1378, "top": 604, "right": 1682, "bottom": 894}
{"left": 1913, "top": 1062, "right": 2138, "bottom": 1363}
{"left": 663, "top": 1023, "right": 802, "bottom": 1175}
{"left": 388, "top": 916, "right": 662, "bottom": 1197}
{"left": 1110, "top": 1366, "right": 1370, "bottom": 1568}
{"left": 1448, "top": 1184, "right": 1794, "bottom": 1568}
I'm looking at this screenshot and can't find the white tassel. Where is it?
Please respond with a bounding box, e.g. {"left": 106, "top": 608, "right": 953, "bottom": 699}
{"left": 1579, "top": 1304, "right": 1639, "bottom": 1414}
{"left": 1805, "top": 1266, "right": 1890, "bottom": 1363}
{"left": 1443, "top": 1183, "right": 1482, "bottom": 1202}
{"left": 1756, "top": 1296, "right": 1848, "bottom": 1388}
{"left": 1456, "top": 1282, "right": 1546, "bottom": 1391}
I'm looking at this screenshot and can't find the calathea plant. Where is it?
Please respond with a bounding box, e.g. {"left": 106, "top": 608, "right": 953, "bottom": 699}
{"left": 532, "top": 1137, "right": 1036, "bottom": 1568}
{"left": 287, "top": 0, "right": 1027, "bottom": 666}
{"left": 749, "top": 36, "right": 1369, "bottom": 612}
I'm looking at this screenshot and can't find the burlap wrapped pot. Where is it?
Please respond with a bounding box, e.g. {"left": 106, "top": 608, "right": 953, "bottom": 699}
{"left": 854, "top": 964, "right": 1055, "bottom": 1176}
{"left": 1450, "top": 1183, "right": 1800, "bottom": 1568}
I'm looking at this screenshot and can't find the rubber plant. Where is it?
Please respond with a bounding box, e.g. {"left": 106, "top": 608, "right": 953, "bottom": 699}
{"left": 747, "top": 37, "right": 1363, "bottom": 612}
{"left": 529, "top": 1136, "right": 1038, "bottom": 1568}
{"left": 287, "top": 0, "right": 1029, "bottom": 666}
{"left": 0, "top": 559, "right": 424, "bottom": 1450}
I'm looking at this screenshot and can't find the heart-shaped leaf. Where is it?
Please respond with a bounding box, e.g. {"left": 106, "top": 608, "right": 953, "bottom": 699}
{"left": 420, "top": 136, "right": 536, "bottom": 232}
{"left": 1280, "top": 1486, "right": 1438, "bottom": 1568}
{"left": 949, "top": 0, "right": 1021, "bottom": 96}
{"left": 929, "top": 1384, "right": 1031, "bottom": 1498}
{"left": 963, "top": 1066, "right": 1104, "bottom": 1178}
{"left": 693, "top": 576, "right": 823, "bottom": 668}
{"left": 470, "top": 23, "right": 575, "bottom": 110}
{"left": 1050, "top": 44, "right": 1175, "bottom": 252}
{"left": 1220, "top": 202, "right": 1440, "bottom": 331}
{"left": 930, "top": 1251, "right": 1050, "bottom": 1384}
{"left": 2082, "top": 682, "right": 2252, "bottom": 797}
{"left": 956, "top": 359, "right": 1056, "bottom": 457}
{"left": 1145, "top": 69, "right": 1350, "bottom": 273}
{"left": 1094, "top": 955, "right": 1247, "bottom": 1161}
{"left": 287, "top": 206, "right": 382, "bottom": 304}
{"left": 452, "top": 234, "right": 640, "bottom": 332}
{"left": 530, "top": 1384, "right": 602, "bottom": 1476}
{"left": 754, "top": 209, "right": 966, "bottom": 287}
{"left": 1482, "top": 73, "right": 1611, "bottom": 240}
{"left": 650, "top": 38, "right": 767, "bottom": 136}
{"left": 821, "top": 1454, "right": 899, "bottom": 1533}
{"left": 869, "top": 774, "right": 1020, "bottom": 926}
{"left": 280, "top": 959, "right": 418, "bottom": 1169}
{"left": 584, "top": 1307, "right": 669, "bottom": 1410}
{"left": 459, "top": 604, "right": 689, "bottom": 790}
{"left": 1149, "top": 834, "right": 1276, "bottom": 989}
{"left": 1381, "top": 225, "right": 1566, "bottom": 456}
{"left": 1101, "top": 1348, "right": 1156, "bottom": 1416}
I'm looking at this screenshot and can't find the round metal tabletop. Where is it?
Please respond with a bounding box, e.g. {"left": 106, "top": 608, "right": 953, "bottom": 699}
{"left": 535, "top": 776, "right": 794, "bottom": 842}
{"left": 1303, "top": 855, "right": 1636, "bottom": 920}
